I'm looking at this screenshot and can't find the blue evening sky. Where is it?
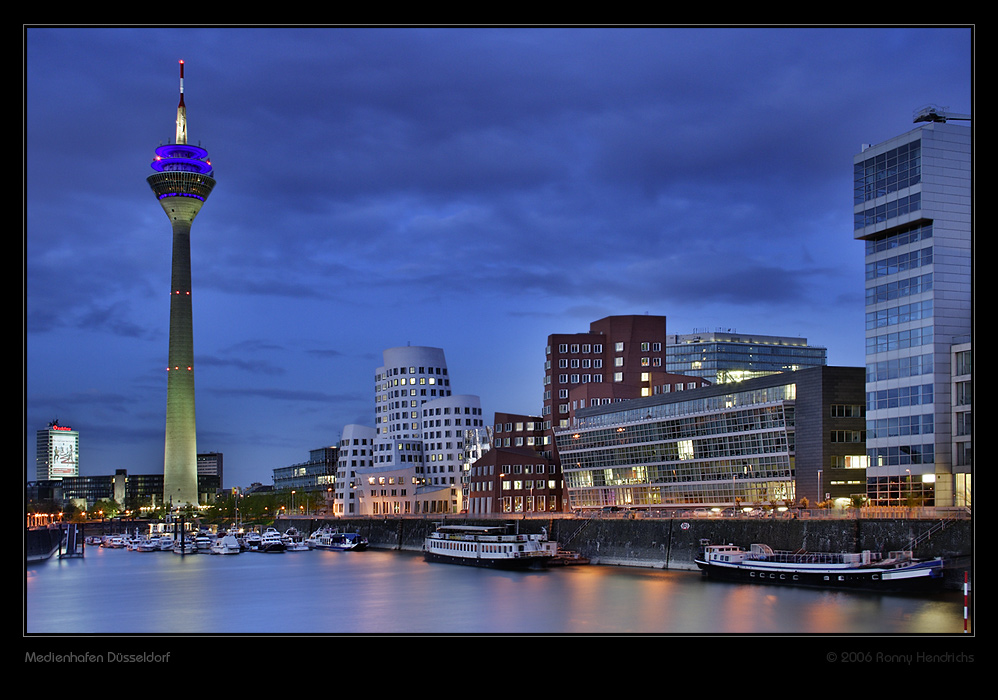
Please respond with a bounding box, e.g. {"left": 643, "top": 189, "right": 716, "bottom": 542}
{"left": 25, "top": 26, "right": 973, "bottom": 487}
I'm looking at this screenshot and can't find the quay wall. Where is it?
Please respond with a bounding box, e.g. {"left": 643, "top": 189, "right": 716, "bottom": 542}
{"left": 276, "top": 515, "right": 971, "bottom": 582}
{"left": 25, "top": 527, "right": 65, "bottom": 562}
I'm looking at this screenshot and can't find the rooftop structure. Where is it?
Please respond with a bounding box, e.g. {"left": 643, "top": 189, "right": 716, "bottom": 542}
{"left": 665, "top": 331, "right": 827, "bottom": 385}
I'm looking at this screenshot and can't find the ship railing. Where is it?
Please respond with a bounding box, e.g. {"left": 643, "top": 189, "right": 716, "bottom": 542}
{"left": 757, "top": 550, "right": 883, "bottom": 565}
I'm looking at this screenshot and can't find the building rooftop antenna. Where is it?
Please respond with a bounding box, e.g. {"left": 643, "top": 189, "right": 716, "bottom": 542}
{"left": 913, "top": 104, "right": 971, "bottom": 123}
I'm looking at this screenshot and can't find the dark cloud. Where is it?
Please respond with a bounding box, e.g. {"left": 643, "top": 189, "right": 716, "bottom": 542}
{"left": 25, "top": 26, "right": 973, "bottom": 485}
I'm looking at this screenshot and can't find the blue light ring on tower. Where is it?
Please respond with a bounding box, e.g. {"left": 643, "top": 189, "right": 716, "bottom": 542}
{"left": 151, "top": 144, "right": 214, "bottom": 175}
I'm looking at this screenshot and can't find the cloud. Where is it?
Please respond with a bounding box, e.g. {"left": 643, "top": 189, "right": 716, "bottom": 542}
{"left": 24, "top": 26, "right": 972, "bottom": 485}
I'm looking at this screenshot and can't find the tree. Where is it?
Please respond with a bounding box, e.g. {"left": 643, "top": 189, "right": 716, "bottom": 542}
{"left": 91, "top": 498, "right": 121, "bottom": 518}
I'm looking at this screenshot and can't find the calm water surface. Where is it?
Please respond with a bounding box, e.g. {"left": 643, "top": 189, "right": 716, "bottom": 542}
{"left": 26, "top": 545, "right": 967, "bottom": 635}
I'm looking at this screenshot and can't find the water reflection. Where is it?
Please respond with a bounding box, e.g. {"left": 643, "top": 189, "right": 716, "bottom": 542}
{"left": 26, "top": 547, "right": 966, "bottom": 635}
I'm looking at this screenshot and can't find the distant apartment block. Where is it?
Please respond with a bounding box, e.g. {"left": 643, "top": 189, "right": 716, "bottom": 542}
{"left": 197, "top": 451, "right": 223, "bottom": 489}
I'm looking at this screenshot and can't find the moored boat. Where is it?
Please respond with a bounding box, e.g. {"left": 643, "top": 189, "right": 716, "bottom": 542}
{"left": 172, "top": 537, "right": 197, "bottom": 555}
{"left": 258, "top": 528, "right": 287, "bottom": 553}
{"left": 423, "top": 524, "right": 556, "bottom": 569}
{"left": 242, "top": 530, "right": 263, "bottom": 551}
{"left": 194, "top": 532, "right": 215, "bottom": 553}
{"left": 695, "top": 542, "right": 945, "bottom": 591}
{"left": 312, "top": 529, "right": 368, "bottom": 552}
{"left": 283, "top": 527, "right": 309, "bottom": 551}
{"left": 135, "top": 538, "right": 160, "bottom": 552}
{"left": 546, "top": 550, "right": 590, "bottom": 566}
{"left": 210, "top": 533, "right": 242, "bottom": 555}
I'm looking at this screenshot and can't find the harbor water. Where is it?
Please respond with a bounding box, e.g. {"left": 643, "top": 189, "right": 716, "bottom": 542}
{"left": 25, "top": 544, "right": 970, "bottom": 636}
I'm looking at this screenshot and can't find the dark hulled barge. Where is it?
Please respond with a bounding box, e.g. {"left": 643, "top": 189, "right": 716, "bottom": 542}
{"left": 695, "top": 542, "right": 945, "bottom": 591}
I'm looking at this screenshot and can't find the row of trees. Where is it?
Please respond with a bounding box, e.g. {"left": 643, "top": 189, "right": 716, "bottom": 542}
{"left": 27, "top": 489, "right": 329, "bottom": 527}
{"left": 205, "top": 489, "right": 326, "bottom": 525}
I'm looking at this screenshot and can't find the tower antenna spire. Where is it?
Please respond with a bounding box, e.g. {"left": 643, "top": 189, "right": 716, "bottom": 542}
{"left": 176, "top": 60, "right": 187, "bottom": 145}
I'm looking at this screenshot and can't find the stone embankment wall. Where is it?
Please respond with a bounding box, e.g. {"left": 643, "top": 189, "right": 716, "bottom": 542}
{"left": 25, "top": 527, "right": 66, "bottom": 562}
{"left": 277, "top": 514, "right": 970, "bottom": 580}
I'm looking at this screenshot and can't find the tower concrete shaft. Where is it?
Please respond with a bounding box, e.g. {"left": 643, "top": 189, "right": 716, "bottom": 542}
{"left": 147, "top": 61, "right": 215, "bottom": 507}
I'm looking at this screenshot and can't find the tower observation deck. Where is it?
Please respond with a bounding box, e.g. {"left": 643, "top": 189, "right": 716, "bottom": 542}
{"left": 148, "top": 60, "right": 215, "bottom": 508}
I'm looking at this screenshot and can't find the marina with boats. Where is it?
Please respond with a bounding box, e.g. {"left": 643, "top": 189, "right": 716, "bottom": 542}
{"left": 28, "top": 513, "right": 971, "bottom": 593}
{"left": 72, "top": 524, "right": 374, "bottom": 557}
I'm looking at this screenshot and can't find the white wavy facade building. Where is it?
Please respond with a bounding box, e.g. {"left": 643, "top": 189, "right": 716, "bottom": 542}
{"left": 333, "top": 346, "right": 486, "bottom": 515}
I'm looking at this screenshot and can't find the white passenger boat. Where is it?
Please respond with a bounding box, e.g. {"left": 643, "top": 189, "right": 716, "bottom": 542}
{"left": 423, "top": 524, "right": 557, "bottom": 569}
{"left": 695, "top": 542, "right": 945, "bottom": 591}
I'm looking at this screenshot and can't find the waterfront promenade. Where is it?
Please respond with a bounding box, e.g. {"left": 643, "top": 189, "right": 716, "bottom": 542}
{"left": 273, "top": 508, "right": 971, "bottom": 586}
{"left": 27, "top": 507, "right": 970, "bottom": 588}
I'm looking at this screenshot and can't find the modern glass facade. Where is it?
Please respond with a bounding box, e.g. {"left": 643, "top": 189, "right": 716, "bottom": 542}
{"left": 556, "top": 378, "right": 798, "bottom": 510}
{"left": 854, "top": 121, "right": 972, "bottom": 507}
{"left": 665, "top": 332, "right": 826, "bottom": 385}
{"left": 273, "top": 446, "right": 338, "bottom": 492}
{"left": 555, "top": 366, "right": 865, "bottom": 511}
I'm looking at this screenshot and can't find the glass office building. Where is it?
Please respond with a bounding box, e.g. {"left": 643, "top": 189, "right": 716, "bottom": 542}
{"left": 555, "top": 366, "right": 865, "bottom": 511}
{"left": 665, "top": 332, "right": 826, "bottom": 385}
{"left": 854, "top": 115, "right": 972, "bottom": 507}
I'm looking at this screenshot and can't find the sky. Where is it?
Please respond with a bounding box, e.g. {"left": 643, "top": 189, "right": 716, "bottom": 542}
{"left": 24, "top": 26, "right": 973, "bottom": 489}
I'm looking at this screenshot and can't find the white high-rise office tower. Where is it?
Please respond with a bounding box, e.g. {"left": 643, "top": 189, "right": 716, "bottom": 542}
{"left": 854, "top": 107, "right": 971, "bottom": 507}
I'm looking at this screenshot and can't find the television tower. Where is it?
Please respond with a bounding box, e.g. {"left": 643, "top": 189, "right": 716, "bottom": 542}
{"left": 147, "top": 60, "right": 216, "bottom": 507}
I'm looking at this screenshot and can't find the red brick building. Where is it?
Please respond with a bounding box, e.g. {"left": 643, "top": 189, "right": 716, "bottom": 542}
{"left": 544, "top": 315, "right": 670, "bottom": 430}
{"left": 470, "top": 316, "right": 708, "bottom": 514}
{"left": 467, "top": 412, "right": 558, "bottom": 514}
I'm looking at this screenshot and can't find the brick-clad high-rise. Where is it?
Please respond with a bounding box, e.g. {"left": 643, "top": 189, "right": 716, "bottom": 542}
{"left": 544, "top": 315, "right": 669, "bottom": 431}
